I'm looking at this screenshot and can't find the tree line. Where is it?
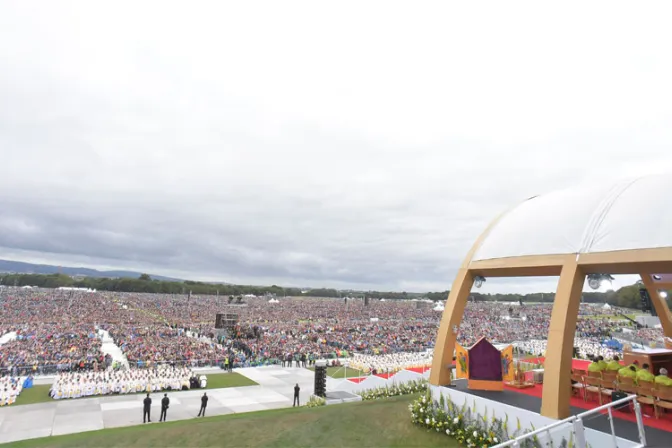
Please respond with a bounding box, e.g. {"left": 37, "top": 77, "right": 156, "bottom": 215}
{"left": 0, "top": 273, "right": 668, "bottom": 311}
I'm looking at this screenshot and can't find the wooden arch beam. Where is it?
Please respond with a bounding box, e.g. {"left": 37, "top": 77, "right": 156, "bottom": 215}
{"left": 640, "top": 273, "right": 672, "bottom": 338}
{"left": 429, "top": 210, "right": 510, "bottom": 386}
{"left": 540, "top": 257, "right": 585, "bottom": 419}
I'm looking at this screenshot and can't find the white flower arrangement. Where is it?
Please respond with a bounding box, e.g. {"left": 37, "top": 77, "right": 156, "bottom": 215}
{"left": 359, "top": 379, "right": 428, "bottom": 401}
{"left": 408, "top": 391, "right": 548, "bottom": 448}
{"left": 306, "top": 395, "right": 326, "bottom": 408}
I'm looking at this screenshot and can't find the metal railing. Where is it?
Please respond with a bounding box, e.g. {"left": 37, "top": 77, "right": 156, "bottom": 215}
{"left": 492, "top": 394, "right": 646, "bottom": 448}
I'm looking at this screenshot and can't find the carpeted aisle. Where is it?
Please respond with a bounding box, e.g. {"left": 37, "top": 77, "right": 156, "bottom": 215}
{"left": 503, "top": 383, "right": 672, "bottom": 432}
{"left": 522, "top": 357, "right": 597, "bottom": 371}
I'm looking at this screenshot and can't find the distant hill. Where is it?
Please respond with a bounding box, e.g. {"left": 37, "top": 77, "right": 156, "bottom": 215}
{"left": 0, "top": 260, "right": 181, "bottom": 282}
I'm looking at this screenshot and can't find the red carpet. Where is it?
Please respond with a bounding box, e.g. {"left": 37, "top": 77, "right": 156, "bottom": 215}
{"left": 504, "top": 384, "right": 672, "bottom": 432}
{"left": 347, "top": 377, "right": 367, "bottom": 383}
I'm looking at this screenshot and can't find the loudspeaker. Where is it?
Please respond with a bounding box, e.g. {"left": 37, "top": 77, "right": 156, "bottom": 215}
{"left": 573, "top": 347, "right": 578, "bottom": 358}
{"left": 364, "top": 296, "right": 370, "bottom": 306}
{"left": 611, "top": 391, "right": 630, "bottom": 412}
{"left": 639, "top": 288, "right": 651, "bottom": 312}
{"left": 314, "top": 363, "right": 327, "bottom": 397}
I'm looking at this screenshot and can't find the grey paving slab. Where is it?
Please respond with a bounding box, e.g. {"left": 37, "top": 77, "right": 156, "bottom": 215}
{"left": 230, "top": 403, "right": 269, "bottom": 413}
{"left": 0, "top": 409, "right": 55, "bottom": 432}
{"left": 52, "top": 411, "right": 104, "bottom": 436}
{"left": 0, "top": 366, "right": 330, "bottom": 443}
{"left": 103, "top": 409, "right": 143, "bottom": 428}
{"left": 0, "top": 428, "right": 52, "bottom": 445}
{"left": 56, "top": 397, "right": 102, "bottom": 410}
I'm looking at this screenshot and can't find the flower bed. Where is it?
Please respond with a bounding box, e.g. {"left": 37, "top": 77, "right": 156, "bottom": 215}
{"left": 360, "top": 380, "right": 428, "bottom": 401}
{"left": 409, "top": 391, "right": 551, "bottom": 448}
{"left": 306, "top": 396, "right": 326, "bottom": 407}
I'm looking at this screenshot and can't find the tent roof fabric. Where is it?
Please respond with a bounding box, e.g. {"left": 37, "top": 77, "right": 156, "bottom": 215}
{"left": 472, "top": 173, "right": 672, "bottom": 262}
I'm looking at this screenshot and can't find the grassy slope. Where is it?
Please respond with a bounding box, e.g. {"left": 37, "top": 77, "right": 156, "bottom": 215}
{"left": 9, "top": 394, "right": 457, "bottom": 448}
{"left": 13, "top": 373, "right": 257, "bottom": 407}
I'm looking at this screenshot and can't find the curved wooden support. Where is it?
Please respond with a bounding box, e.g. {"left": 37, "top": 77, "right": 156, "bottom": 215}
{"left": 429, "top": 209, "right": 513, "bottom": 386}
{"left": 640, "top": 273, "right": 672, "bottom": 338}
{"left": 429, "top": 269, "right": 474, "bottom": 385}
{"left": 540, "top": 258, "right": 585, "bottom": 419}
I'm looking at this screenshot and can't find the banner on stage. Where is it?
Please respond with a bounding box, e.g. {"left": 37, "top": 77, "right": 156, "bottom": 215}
{"left": 455, "top": 343, "right": 468, "bottom": 379}
{"left": 501, "top": 345, "right": 514, "bottom": 382}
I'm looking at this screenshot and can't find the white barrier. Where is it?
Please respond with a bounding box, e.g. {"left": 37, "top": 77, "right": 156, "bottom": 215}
{"left": 333, "top": 368, "right": 428, "bottom": 393}
{"left": 332, "top": 375, "right": 390, "bottom": 394}
{"left": 430, "top": 385, "right": 639, "bottom": 448}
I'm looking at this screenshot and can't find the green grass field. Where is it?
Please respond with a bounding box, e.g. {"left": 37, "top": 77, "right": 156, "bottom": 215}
{"left": 308, "top": 366, "right": 365, "bottom": 378}
{"left": 8, "top": 394, "right": 457, "bottom": 448}
{"left": 13, "top": 373, "right": 257, "bottom": 407}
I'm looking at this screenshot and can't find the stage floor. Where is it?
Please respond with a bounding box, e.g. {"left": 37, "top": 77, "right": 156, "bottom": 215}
{"left": 451, "top": 380, "right": 671, "bottom": 448}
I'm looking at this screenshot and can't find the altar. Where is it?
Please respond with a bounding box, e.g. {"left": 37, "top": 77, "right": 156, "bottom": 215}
{"left": 623, "top": 348, "right": 672, "bottom": 374}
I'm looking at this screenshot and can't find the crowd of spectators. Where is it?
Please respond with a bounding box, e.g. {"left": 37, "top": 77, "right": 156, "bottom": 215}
{"left": 0, "top": 287, "right": 665, "bottom": 376}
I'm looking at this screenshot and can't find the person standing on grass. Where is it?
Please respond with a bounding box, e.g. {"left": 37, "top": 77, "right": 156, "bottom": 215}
{"left": 160, "top": 393, "right": 170, "bottom": 422}
{"left": 198, "top": 392, "right": 208, "bottom": 417}
{"left": 143, "top": 393, "right": 152, "bottom": 423}
{"left": 293, "top": 383, "right": 300, "bottom": 407}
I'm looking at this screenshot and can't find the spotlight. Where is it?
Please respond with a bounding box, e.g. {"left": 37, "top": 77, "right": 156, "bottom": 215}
{"left": 587, "top": 274, "right": 614, "bottom": 290}
{"left": 661, "top": 291, "right": 668, "bottom": 299}
{"left": 653, "top": 275, "right": 662, "bottom": 281}
{"left": 474, "top": 276, "right": 486, "bottom": 288}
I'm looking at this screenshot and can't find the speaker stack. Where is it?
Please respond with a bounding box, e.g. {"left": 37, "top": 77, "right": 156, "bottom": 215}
{"left": 314, "top": 360, "right": 327, "bottom": 397}
{"left": 639, "top": 288, "right": 655, "bottom": 315}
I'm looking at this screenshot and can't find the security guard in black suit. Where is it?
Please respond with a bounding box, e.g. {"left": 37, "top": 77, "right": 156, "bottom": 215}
{"left": 160, "top": 393, "right": 170, "bottom": 422}
{"left": 143, "top": 393, "right": 152, "bottom": 423}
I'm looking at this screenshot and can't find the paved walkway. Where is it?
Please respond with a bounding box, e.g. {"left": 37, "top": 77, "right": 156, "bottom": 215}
{"left": 0, "top": 332, "right": 16, "bottom": 346}
{"left": 0, "top": 366, "right": 334, "bottom": 445}
{"left": 97, "top": 329, "right": 129, "bottom": 369}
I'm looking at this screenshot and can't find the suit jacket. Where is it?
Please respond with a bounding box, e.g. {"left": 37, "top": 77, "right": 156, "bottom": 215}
{"left": 162, "top": 397, "right": 170, "bottom": 409}
{"left": 201, "top": 395, "right": 209, "bottom": 406}
{"left": 143, "top": 397, "right": 152, "bottom": 409}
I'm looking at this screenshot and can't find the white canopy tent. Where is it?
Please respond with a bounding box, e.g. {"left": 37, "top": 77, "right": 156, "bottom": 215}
{"left": 472, "top": 174, "right": 672, "bottom": 262}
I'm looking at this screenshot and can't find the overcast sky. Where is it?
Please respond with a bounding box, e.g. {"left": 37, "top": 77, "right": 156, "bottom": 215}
{"left": 1, "top": 1, "right": 671, "bottom": 293}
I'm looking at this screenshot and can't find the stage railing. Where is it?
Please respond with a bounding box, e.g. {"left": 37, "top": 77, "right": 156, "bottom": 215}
{"left": 492, "top": 394, "right": 646, "bottom": 448}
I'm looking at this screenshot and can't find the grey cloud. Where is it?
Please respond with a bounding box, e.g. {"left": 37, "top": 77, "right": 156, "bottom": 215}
{"left": 2, "top": 2, "right": 672, "bottom": 293}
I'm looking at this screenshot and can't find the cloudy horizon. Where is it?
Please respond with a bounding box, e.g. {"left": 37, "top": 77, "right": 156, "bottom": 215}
{"left": 1, "top": 1, "right": 671, "bottom": 294}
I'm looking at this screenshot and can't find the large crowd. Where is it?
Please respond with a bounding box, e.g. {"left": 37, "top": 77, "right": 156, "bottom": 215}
{"left": 0, "top": 287, "right": 665, "bottom": 384}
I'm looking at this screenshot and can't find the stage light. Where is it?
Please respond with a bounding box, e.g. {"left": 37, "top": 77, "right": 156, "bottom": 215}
{"left": 653, "top": 275, "right": 662, "bottom": 281}
{"left": 587, "top": 274, "right": 614, "bottom": 290}
{"left": 474, "top": 276, "right": 486, "bottom": 288}
{"left": 661, "top": 291, "right": 668, "bottom": 299}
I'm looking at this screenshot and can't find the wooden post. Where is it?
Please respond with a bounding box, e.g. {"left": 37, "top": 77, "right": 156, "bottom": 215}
{"left": 541, "top": 258, "right": 585, "bottom": 419}
{"left": 640, "top": 273, "right": 672, "bottom": 339}
{"left": 429, "top": 269, "right": 474, "bottom": 385}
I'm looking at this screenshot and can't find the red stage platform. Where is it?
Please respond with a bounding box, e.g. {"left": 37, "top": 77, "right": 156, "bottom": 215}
{"left": 503, "top": 382, "right": 672, "bottom": 433}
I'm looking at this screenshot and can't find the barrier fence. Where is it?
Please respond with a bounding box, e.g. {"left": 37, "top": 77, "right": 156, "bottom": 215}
{"left": 492, "top": 394, "right": 646, "bottom": 448}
